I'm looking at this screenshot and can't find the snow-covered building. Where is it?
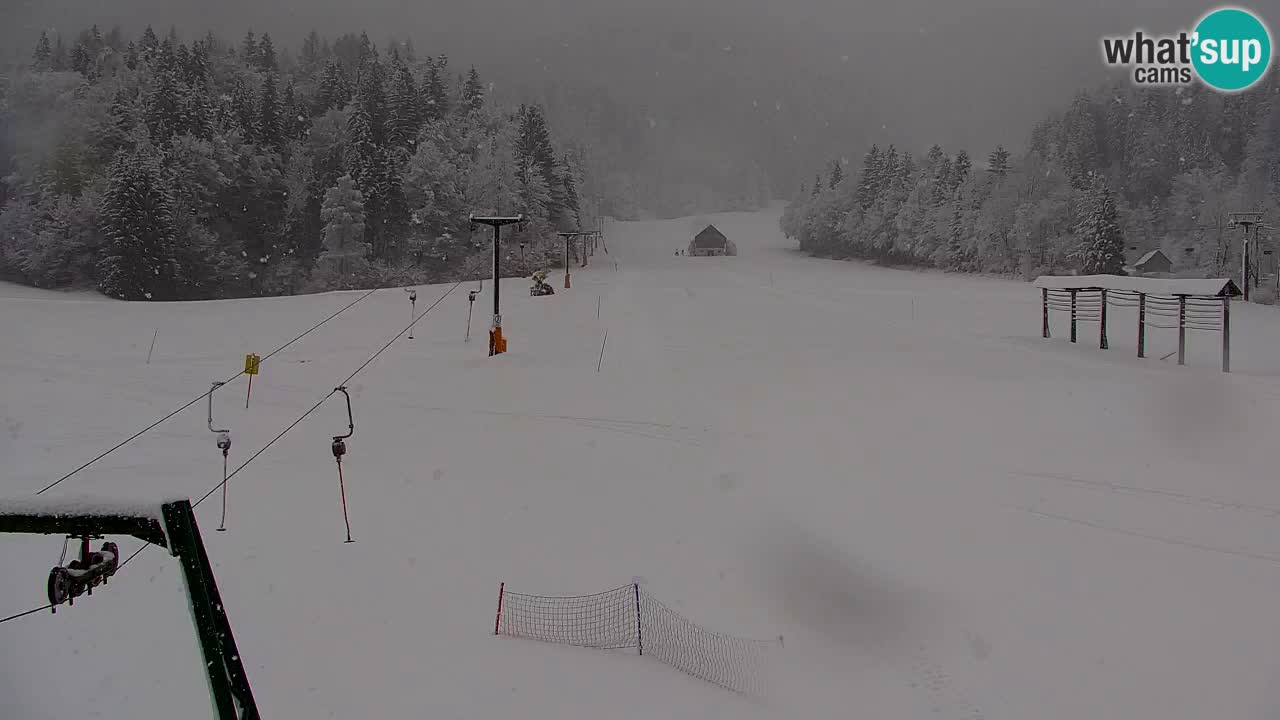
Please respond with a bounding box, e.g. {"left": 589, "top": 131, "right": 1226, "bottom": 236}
{"left": 1125, "top": 249, "right": 1172, "bottom": 276}
{"left": 687, "top": 225, "right": 737, "bottom": 257}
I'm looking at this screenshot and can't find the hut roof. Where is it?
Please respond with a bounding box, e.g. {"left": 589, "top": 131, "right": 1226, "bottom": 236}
{"left": 692, "top": 225, "right": 729, "bottom": 249}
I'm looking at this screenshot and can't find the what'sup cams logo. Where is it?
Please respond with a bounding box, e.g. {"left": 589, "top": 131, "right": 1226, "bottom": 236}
{"left": 1102, "top": 7, "right": 1272, "bottom": 91}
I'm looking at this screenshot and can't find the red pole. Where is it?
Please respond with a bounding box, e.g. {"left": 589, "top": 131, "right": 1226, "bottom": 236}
{"left": 245, "top": 374, "right": 253, "bottom": 409}
{"left": 337, "top": 460, "right": 353, "bottom": 543}
{"left": 217, "top": 454, "right": 228, "bottom": 531}
{"left": 494, "top": 582, "right": 505, "bottom": 635}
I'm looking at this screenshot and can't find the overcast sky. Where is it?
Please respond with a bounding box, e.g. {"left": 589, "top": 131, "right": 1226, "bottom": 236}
{"left": 4, "top": 0, "right": 1229, "bottom": 159}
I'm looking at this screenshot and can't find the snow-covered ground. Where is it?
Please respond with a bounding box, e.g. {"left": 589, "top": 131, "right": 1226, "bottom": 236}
{"left": 4, "top": 207, "right": 1280, "bottom": 719}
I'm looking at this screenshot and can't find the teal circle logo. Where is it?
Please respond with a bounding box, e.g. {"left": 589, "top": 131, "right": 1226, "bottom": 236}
{"left": 1192, "top": 8, "right": 1272, "bottom": 91}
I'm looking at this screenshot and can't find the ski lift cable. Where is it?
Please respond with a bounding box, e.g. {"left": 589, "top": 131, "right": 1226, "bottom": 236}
{"left": 34, "top": 289, "right": 378, "bottom": 496}
{"left": 4, "top": 283, "right": 459, "bottom": 627}
{"left": 194, "top": 280, "right": 464, "bottom": 510}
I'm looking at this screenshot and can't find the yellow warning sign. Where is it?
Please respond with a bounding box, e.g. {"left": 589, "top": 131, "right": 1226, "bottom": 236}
{"left": 244, "top": 353, "right": 262, "bottom": 375}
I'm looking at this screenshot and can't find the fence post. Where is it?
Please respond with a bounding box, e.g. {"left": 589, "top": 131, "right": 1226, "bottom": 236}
{"left": 494, "top": 582, "right": 504, "bottom": 635}
{"left": 1222, "top": 296, "right": 1231, "bottom": 373}
{"left": 1137, "top": 293, "right": 1146, "bottom": 358}
{"left": 633, "top": 583, "right": 643, "bottom": 656}
{"left": 1099, "top": 289, "right": 1108, "bottom": 350}
{"left": 1177, "top": 296, "right": 1187, "bottom": 366}
{"left": 1042, "top": 289, "right": 1049, "bottom": 338}
{"left": 1070, "top": 289, "right": 1078, "bottom": 343}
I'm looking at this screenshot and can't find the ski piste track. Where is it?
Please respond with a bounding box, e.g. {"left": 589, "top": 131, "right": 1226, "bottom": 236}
{"left": 5, "top": 208, "right": 1280, "bottom": 719}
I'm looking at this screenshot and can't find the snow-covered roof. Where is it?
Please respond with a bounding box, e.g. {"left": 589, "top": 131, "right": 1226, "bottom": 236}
{"left": 1033, "top": 275, "right": 1241, "bottom": 297}
{"left": 0, "top": 496, "right": 179, "bottom": 546}
{"left": 0, "top": 496, "right": 175, "bottom": 520}
{"left": 1133, "top": 250, "right": 1169, "bottom": 266}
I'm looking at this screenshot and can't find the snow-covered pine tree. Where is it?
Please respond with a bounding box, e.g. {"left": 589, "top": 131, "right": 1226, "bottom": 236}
{"left": 97, "top": 152, "right": 180, "bottom": 300}
{"left": 987, "top": 145, "right": 1011, "bottom": 176}
{"left": 424, "top": 57, "right": 449, "bottom": 122}
{"left": 32, "top": 32, "right": 52, "bottom": 70}
{"left": 144, "top": 67, "right": 186, "bottom": 144}
{"left": 241, "top": 31, "right": 258, "bottom": 63}
{"left": 301, "top": 31, "right": 322, "bottom": 71}
{"left": 139, "top": 26, "right": 159, "bottom": 58}
{"left": 947, "top": 195, "right": 966, "bottom": 269}
{"left": 560, "top": 153, "right": 582, "bottom": 228}
{"left": 829, "top": 159, "right": 844, "bottom": 187}
{"left": 317, "top": 61, "right": 351, "bottom": 113}
{"left": 463, "top": 67, "right": 485, "bottom": 114}
{"left": 1073, "top": 176, "right": 1126, "bottom": 275}
{"left": 855, "top": 145, "right": 880, "bottom": 210}
{"left": 387, "top": 60, "right": 421, "bottom": 151}
{"left": 257, "top": 33, "right": 278, "bottom": 71}
{"left": 318, "top": 174, "right": 369, "bottom": 279}
{"left": 70, "top": 43, "right": 91, "bottom": 75}
{"left": 258, "top": 72, "right": 284, "bottom": 151}
{"left": 950, "top": 150, "right": 972, "bottom": 195}
{"left": 231, "top": 75, "right": 258, "bottom": 142}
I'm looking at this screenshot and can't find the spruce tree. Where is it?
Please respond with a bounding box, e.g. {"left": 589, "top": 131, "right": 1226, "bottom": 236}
{"left": 463, "top": 67, "right": 485, "bottom": 113}
{"left": 71, "top": 43, "right": 91, "bottom": 75}
{"left": 947, "top": 200, "right": 966, "bottom": 269}
{"left": 987, "top": 145, "right": 1011, "bottom": 176}
{"left": 144, "top": 68, "right": 186, "bottom": 144}
{"left": 32, "top": 32, "right": 52, "bottom": 70}
{"left": 319, "top": 174, "right": 368, "bottom": 278}
{"left": 231, "top": 76, "right": 258, "bottom": 142}
{"left": 241, "top": 30, "right": 258, "bottom": 62}
{"left": 560, "top": 154, "right": 582, "bottom": 227}
{"left": 97, "top": 152, "right": 180, "bottom": 300}
{"left": 301, "top": 31, "right": 322, "bottom": 71}
{"left": 950, "top": 150, "right": 972, "bottom": 195}
{"left": 139, "top": 26, "right": 159, "bottom": 58}
{"left": 258, "top": 72, "right": 283, "bottom": 151}
{"left": 317, "top": 61, "right": 351, "bottom": 113}
{"left": 424, "top": 58, "right": 449, "bottom": 121}
{"left": 829, "top": 159, "right": 844, "bottom": 187}
{"left": 855, "top": 146, "right": 880, "bottom": 210}
{"left": 124, "top": 41, "right": 139, "bottom": 70}
{"left": 257, "top": 33, "right": 278, "bottom": 71}
{"left": 387, "top": 60, "right": 421, "bottom": 150}
{"left": 1074, "top": 176, "right": 1126, "bottom": 275}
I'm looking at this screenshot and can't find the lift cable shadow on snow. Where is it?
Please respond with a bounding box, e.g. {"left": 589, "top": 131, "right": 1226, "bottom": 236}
{"left": 2, "top": 283, "right": 460, "bottom": 627}
{"left": 33, "top": 289, "right": 379, "bottom": 497}
{"left": 1019, "top": 506, "right": 1280, "bottom": 566}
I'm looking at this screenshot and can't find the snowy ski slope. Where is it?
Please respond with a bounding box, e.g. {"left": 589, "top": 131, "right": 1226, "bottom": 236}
{"left": 4, "top": 208, "right": 1280, "bottom": 719}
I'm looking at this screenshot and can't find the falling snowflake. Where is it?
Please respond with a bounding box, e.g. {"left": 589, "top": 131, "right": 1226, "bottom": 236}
{"left": 841, "top": 55, "right": 849, "bottom": 62}
{"left": 648, "top": 117, "right": 657, "bottom": 129}
{"left": 144, "top": 292, "right": 152, "bottom": 299}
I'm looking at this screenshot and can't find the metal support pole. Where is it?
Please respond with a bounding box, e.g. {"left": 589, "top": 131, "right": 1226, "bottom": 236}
{"left": 492, "top": 224, "right": 501, "bottom": 323}
{"left": 1099, "top": 289, "right": 1108, "bottom": 350}
{"left": 633, "top": 583, "right": 643, "bottom": 656}
{"left": 469, "top": 214, "right": 523, "bottom": 356}
{"left": 1069, "top": 289, "right": 1077, "bottom": 343}
{"left": 1222, "top": 295, "right": 1231, "bottom": 373}
{"left": 1137, "top": 293, "right": 1146, "bottom": 358}
{"left": 1177, "top": 296, "right": 1187, "bottom": 366}
{"left": 1243, "top": 232, "right": 1251, "bottom": 301}
{"left": 1039, "top": 286, "right": 1049, "bottom": 338}
{"left": 565, "top": 234, "right": 571, "bottom": 288}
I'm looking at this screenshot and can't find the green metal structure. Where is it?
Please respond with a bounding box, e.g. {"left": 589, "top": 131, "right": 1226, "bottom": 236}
{"left": 0, "top": 499, "right": 259, "bottom": 719}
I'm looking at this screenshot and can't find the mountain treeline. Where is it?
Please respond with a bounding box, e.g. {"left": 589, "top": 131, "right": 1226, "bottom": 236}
{"left": 0, "top": 26, "right": 596, "bottom": 299}
{"left": 782, "top": 76, "right": 1280, "bottom": 283}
